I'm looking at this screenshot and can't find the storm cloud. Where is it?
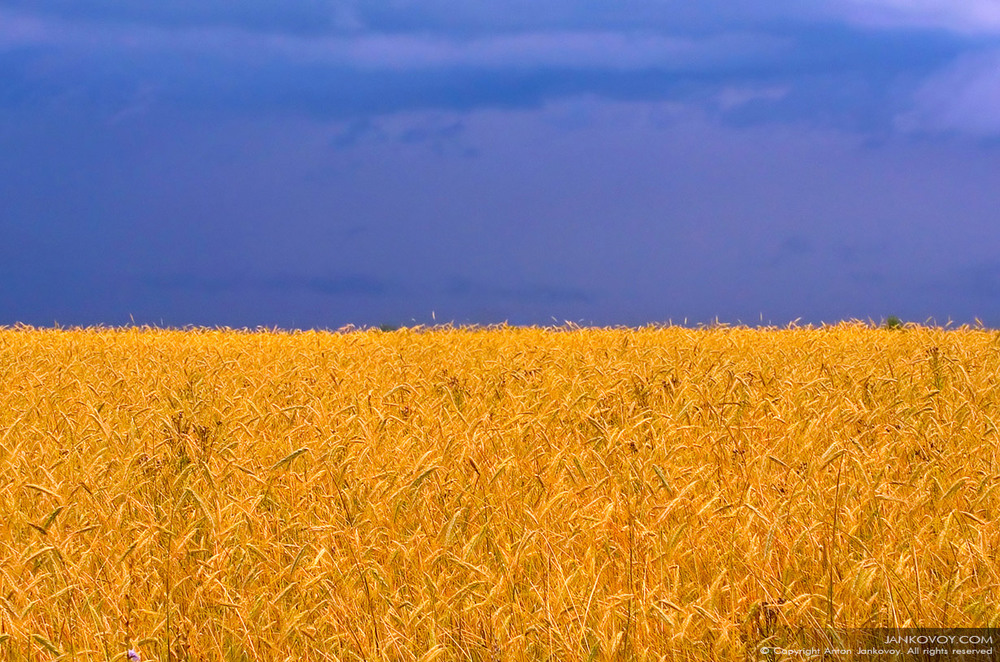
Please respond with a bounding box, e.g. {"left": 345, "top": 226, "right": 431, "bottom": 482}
{"left": 2, "top": 1, "right": 1000, "bottom": 328}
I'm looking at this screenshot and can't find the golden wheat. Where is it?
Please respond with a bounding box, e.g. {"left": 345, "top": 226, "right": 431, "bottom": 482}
{"left": 0, "top": 323, "right": 997, "bottom": 661}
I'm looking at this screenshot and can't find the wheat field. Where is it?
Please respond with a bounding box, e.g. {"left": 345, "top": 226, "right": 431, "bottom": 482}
{"left": 0, "top": 323, "right": 997, "bottom": 661}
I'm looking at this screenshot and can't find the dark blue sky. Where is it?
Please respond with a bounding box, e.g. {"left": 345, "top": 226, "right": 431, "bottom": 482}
{"left": 3, "top": 1, "right": 1000, "bottom": 328}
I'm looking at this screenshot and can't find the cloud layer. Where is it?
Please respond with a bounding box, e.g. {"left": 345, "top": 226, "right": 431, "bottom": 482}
{"left": 837, "top": 0, "right": 1000, "bottom": 33}
{"left": 0, "top": 2, "right": 977, "bottom": 137}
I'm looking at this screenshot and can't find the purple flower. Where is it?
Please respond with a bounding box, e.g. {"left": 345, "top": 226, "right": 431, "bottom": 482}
{"left": 127, "top": 650, "right": 140, "bottom": 662}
